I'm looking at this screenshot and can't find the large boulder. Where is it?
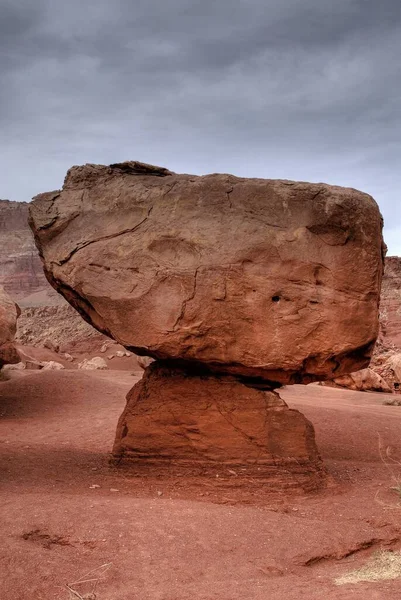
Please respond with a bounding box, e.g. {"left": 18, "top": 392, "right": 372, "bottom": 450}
{"left": 0, "top": 287, "right": 20, "bottom": 368}
{"left": 29, "top": 161, "right": 384, "bottom": 385}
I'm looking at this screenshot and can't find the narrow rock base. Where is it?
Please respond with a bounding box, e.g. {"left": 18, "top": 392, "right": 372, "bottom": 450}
{"left": 113, "top": 363, "right": 326, "bottom": 492}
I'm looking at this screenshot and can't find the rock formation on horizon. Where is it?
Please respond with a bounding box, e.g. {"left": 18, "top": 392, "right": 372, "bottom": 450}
{"left": 28, "top": 161, "right": 385, "bottom": 490}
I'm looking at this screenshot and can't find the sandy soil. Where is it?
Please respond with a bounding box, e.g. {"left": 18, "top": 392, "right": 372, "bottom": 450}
{"left": 1, "top": 369, "right": 401, "bottom": 599}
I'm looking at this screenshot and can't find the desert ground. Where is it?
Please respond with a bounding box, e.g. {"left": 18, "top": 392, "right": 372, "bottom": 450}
{"left": 1, "top": 360, "right": 401, "bottom": 600}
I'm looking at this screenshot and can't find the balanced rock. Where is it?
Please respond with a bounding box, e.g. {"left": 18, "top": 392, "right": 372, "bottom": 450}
{"left": 29, "top": 162, "right": 384, "bottom": 490}
{"left": 0, "top": 287, "right": 20, "bottom": 368}
{"left": 29, "top": 161, "right": 384, "bottom": 384}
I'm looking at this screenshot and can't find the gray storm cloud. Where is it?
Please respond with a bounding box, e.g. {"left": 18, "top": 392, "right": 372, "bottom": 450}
{"left": 1, "top": 0, "right": 400, "bottom": 253}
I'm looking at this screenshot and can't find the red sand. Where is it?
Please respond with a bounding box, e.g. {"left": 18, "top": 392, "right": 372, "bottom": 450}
{"left": 1, "top": 370, "right": 401, "bottom": 599}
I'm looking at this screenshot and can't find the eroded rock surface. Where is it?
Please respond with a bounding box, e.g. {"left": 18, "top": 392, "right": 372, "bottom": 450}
{"left": 113, "top": 362, "right": 324, "bottom": 490}
{"left": 29, "top": 161, "right": 384, "bottom": 384}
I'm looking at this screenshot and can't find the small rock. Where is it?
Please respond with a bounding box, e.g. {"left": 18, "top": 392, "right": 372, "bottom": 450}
{"left": 78, "top": 357, "right": 108, "bottom": 370}
{"left": 110, "top": 488, "right": 119, "bottom": 492}
{"left": 100, "top": 342, "right": 109, "bottom": 353}
{"left": 41, "top": 361, "right": 65, "bottom": 370}
{"left": 107, "top": 354, "right": 115, "bottom": 360}
{"left": 89, "top": 484, "right": 100, "bottom": 489}
{"left": 2, "top": 362, "right": 25, "bottom": 371}
{"left": 63, "top": 353, "right": 74, "bottom": 361}
{"left": 157, "top": 491, "right": 163, "bottom": 497}
{"left": 116, "top": 350, "right": 125, "bottom": 358}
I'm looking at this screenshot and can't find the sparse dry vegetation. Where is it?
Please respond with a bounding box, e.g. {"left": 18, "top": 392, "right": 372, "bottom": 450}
{"left": 375, "top": 434, "right": 401, "bottom": 507}
{"left": 335, "top": 550, "right": 401, "bottom": 585}
{"left": 66, "top": 563, "right": 112, "bottom": 600}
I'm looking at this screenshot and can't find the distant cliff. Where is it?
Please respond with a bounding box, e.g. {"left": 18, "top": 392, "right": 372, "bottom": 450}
{"left": 380, "top": 256, "right": 401, "bottom": 349}
{"left": 0, "top": 199, "right": 59, "bottom": 305}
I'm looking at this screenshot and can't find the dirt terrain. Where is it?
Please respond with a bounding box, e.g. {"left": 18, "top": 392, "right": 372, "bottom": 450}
{"left": 1, "top": 368, "right": 401, "bottom": 600}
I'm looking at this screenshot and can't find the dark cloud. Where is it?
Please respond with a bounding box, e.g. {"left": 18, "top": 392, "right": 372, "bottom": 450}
{"left": 1, "top": 0, "right": 400, "bottom": 253}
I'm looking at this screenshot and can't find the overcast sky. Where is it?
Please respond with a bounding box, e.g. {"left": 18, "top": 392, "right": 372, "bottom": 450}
{"left": 1, "top": 0, "right": 400, "bottom": 255}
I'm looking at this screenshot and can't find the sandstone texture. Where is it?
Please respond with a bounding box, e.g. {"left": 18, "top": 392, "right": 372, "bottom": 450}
{"left": 0, "top": 287, "right": 20, "bottom": 368}
{"left": 29, "top": 161, "right": 384, "bottom": 385}
{"left": 113, "top": 362, "right": 324, "bottom": 490}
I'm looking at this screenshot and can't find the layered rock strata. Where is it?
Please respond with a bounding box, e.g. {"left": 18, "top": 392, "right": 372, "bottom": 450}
{"left": 29, "top": 161, "right": 384, "bottom": 489}
{"left": 0, "top": 199, "right": 49, "bottom": 301}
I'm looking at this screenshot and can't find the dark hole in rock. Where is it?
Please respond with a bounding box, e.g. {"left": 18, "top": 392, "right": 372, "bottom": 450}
{"left": 272, "top": 295, "right": 281, "bottom": 303}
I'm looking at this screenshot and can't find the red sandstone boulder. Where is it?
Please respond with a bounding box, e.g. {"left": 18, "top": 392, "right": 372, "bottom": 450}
{"left": 29, "top": 161, "right": 384, "bottom": 384}
{"left": 0, "top": 288, "right": 20, "bottom": 368}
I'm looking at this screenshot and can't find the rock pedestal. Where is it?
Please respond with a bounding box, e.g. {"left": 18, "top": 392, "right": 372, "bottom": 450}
{"left": 113, "top": 363, "right": 325, "bottom": 491}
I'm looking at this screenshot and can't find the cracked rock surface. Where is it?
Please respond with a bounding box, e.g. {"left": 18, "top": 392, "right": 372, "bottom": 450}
{"left": 29, "top": 161, "right": 384, "bottom": 384}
